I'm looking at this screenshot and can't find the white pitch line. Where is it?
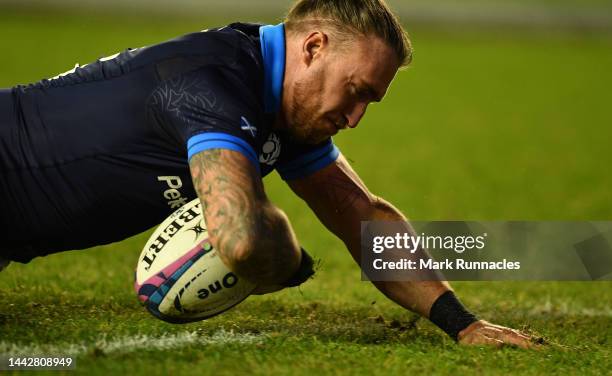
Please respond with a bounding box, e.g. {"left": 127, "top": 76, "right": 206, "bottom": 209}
{"left": 0, "top": 329, "right": 265, "bottom": 357}
{"left": 528, "top": 301, "right": 612, "bottom": 318}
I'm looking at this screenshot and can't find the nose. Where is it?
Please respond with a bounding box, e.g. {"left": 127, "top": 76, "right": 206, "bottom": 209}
{"left": 346, "top": 102, "right": 368, "bottom": 129}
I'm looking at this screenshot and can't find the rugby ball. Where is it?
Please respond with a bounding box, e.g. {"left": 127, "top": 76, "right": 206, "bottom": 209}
{"left": 134, "top": 198, "right": 256, "bottom": 323}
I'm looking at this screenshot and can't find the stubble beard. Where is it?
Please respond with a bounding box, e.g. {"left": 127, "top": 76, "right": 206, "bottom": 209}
{"left": 285, "top": 74, "right": 327, "bottom": 145}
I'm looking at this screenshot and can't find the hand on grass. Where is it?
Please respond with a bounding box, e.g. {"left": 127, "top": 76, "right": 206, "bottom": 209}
{"left": 458, "top": 320, "right": 543, "bottom": 349}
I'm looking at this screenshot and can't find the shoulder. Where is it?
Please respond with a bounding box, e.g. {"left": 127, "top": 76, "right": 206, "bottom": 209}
{"left": 130, "top": 24, "right": 263, "bottom": 73}
{"left": 142, "top": 24, "right": 265, "bottom": 104}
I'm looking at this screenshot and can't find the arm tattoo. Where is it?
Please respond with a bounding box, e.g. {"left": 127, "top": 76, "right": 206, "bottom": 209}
{"left": 324, "top": 174, "right": 365, "bottom": 214}
{"left": 190, "top": 149, "right": 263, "bottom": 262}
{"left": 302, "top": 156, "right": 371, "bottom": 216}
{"left": 189, "top": 149, "right": 298, "bottom": 283}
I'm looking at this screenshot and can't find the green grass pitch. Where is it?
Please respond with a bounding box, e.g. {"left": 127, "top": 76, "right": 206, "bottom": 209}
{"left": 0, "top": 7, "right": 610, "bottom": 375}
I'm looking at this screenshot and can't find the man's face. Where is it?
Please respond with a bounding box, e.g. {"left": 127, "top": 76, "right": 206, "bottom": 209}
{"left": 283, "top": 33, "right": 400, "bottom": 145}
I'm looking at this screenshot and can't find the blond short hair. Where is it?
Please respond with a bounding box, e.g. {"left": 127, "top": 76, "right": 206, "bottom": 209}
{"left": 285, "top": 0, "right": 413, "bottom": 67}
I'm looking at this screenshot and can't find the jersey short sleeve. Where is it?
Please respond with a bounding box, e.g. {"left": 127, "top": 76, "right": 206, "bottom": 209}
{"left": 275, "top": 137, "right": 340, "bottom": 180}
{"left": 149, "top": 66, "right": 263, "bottom": 171}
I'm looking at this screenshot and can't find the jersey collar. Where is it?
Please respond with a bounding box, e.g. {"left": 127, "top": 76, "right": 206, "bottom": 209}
{"left": 259, "top": 23, "right": 286, "bottom": 114}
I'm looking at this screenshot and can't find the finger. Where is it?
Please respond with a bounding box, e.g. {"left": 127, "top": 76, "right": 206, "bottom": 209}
{"left": 502, "top": 328, "right": 535, "bottom": 342}
{"left": 460, "top": 334, "right": 505, "bottom": 348}
{"left": 499, "top": 333, "right": 536, "bottom": 349}
{"left": 489, "top": 326, "right": 533, "bottom": 342}
{"left": 486, "top": 327, "right": 540, "bottom": 349}
{"left": 480, "top": 325, "right": 523, "bottom": 340}
{"left": 480, "top": 326, "right": 505, "bottom": 338}
{"left": 486, "top": 322, "right": 530, "bottom": 337}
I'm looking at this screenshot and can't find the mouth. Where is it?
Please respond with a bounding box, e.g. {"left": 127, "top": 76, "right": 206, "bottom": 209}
{"left": 331, "top": 116, "right": 348, "bottom": 129}
{"left": 327, "top": 119, "right": 340, "bottom": 136}
{"left": 336, "top": 116, "right": 351, "bottom": 130}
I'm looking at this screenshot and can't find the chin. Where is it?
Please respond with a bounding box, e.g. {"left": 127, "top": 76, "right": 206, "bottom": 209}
{"left": 285, "top": 128, "right": 321, "bottom": 145}
{"left": 286, "top": 118, "right": 331, "bottom": 145}
{"left": 301, "top": 132, "right": 329, "bottom": 145}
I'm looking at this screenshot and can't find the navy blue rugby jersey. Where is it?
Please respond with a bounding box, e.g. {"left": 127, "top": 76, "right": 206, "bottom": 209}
{"left": 0, "top": 23, "right": 340, "bottom": 263}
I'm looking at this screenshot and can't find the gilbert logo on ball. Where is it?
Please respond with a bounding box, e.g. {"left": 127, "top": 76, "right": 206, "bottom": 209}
{"left": 134, "top": 198, "right": 256, "bottom": 323}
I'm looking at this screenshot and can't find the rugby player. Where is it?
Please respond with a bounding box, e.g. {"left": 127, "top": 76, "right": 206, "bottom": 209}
{"left": 0, "top": 0, "right": 538, "bottom": 348}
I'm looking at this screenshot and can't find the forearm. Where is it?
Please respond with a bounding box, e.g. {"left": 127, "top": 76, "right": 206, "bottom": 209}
{"left": 288, "top": 155, "right": 451, "bottom": 317}
{"left": 347, "top": 196, "right": 451, "bottom": 317}
{"left": 190, "top": 149, "right": 300, "bottom": 286}
{"left": 364, "top": 203, "right": 534, "bottom": 345}
{"left": 205, "top": 193, "right": 301, "bottom": 285}
{"left": 290, "top": 157, "right": 531, "bottom": 346}
{"left": 236, "top": 201, "right": 301, "bottom": 282}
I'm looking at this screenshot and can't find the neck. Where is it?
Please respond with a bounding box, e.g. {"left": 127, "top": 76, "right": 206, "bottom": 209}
{"left": 275, "top": 32, "right": 300, "bottom": 133}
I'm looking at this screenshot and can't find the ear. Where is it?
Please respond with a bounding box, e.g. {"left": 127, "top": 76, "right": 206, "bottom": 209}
{"left": 301, "top": 31, "right": 328, "bottom": 66}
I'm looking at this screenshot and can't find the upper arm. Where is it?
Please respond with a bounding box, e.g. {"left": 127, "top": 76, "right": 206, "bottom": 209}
{"left": 149, "top": 65, "right": 261, "bottom": 156}
{"left": 189, "top": 148, "right": 265, "bottom": 262}
{"left": 288, "top": 153, "right": 406, "bottom": 261}
{"left": 152, "top": 65, "right": 265, "bottom": 258}
{"left": 190, "top": 148, "right": 302, "bottom": 284}
{"left": 287, "top": 153, "right": 377, "bottom": 240}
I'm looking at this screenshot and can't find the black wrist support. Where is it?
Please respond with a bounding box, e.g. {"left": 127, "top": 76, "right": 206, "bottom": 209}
{"left": 282, "top": 247, "right": 315, "bottom": 288}
{"left": 429, "top": 291, "right": 478, "bottom": 341}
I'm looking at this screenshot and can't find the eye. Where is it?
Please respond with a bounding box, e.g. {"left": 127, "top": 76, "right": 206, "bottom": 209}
{"left": 349, "top": 84, "right": 367, "bottom": 100}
